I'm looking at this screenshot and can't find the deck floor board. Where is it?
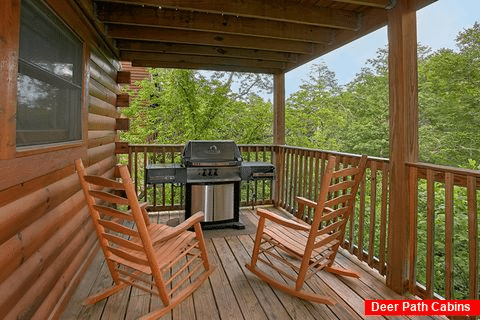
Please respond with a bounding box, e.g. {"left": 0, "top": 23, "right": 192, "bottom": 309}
{"left": 62, "top": 208, "right": 446, "bottom": 320}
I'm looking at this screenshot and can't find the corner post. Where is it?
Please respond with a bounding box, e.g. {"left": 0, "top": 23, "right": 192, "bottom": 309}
{"left": 273, "top": 72, "right": 285, "bottom": 207}
{"left": 0, "top": 0, "right": 21, "bottom": 159}
{"left": 386, "top": 0, "right": 419, "bottom": 293}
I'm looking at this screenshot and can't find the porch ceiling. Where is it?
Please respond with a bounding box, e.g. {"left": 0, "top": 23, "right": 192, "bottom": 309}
{"left": 90, "top": 0, "right": 435, "bottom": 74}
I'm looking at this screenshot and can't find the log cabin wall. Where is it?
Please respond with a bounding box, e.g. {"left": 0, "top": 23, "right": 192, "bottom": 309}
{"left": 0, "top": 0, "right": 128, "bottom": 318}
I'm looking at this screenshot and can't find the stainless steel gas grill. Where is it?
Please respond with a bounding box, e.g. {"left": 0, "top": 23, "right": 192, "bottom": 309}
{"left": 146, "top": 140, "right": 275, "bottom": 229}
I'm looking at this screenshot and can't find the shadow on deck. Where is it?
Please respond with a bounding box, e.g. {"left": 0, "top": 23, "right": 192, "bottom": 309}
{"left": 61, "top": 208, "right": 444, "bottom": 320}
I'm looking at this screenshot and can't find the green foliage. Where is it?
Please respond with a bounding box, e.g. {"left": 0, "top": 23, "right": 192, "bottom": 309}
{"left": 285, "top": 63, "right": 345, "bottom": 149}
{"left": 121, "top": 69, "right": 273, "bottom": 144}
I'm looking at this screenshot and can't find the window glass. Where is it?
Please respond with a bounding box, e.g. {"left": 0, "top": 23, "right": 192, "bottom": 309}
{"left": 16, "top": 0, "right": 83, "bottom": 147}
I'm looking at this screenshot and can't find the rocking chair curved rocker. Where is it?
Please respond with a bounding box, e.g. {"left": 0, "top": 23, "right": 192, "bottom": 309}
{"left": 246, "top": 155, "right": 367, "bottom": 304}
{"left": 75, "top": 159, "right": 214, "bottom": 319}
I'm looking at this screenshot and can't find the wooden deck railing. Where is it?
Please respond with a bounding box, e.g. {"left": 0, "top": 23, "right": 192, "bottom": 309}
{"left": 118, "top": 143, "right": 479, "bottom": 301}
{"left": 406, "top": 162, "right": 479, "bottom": 300}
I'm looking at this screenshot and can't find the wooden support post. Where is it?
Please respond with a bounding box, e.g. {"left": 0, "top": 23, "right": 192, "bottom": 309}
{"left": 386, "top": 0, "right": 419, "bottom": 293}
{"left": 0, "top": 0, "right": 20, "bottom": 159}
{"left": 273, "top": 72, "right": 285, "bottom": 146}
{"left": 273, "top": 72, "right": 285, "bottom": 206}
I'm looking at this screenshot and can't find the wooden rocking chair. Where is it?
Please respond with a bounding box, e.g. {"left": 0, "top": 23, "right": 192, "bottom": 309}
{"left": 246, "top": 155, "right": 367, "bottom": 304}
{"left": 75, "top": 159, "right": 214, "bottom": 319}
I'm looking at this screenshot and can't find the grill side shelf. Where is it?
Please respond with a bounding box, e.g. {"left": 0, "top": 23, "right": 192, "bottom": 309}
{"left": 145, "top": 164, "right": 187, "bottom": 184}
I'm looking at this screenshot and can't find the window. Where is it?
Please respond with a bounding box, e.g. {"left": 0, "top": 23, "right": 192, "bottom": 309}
{"left": 16, "top": 0, "right": 83, "bottom": 147}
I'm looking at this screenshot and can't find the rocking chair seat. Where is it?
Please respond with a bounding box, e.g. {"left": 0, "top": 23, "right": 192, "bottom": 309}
{"left": 264, "top": 223, "right": 337, "bottom": 260}
{"left": 107, "top": 227, "right": 198, "bottom": 275}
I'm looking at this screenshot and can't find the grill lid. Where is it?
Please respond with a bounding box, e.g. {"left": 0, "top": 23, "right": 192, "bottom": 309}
{"left": 182, "top": 140, "right": 243, "bottom": 167}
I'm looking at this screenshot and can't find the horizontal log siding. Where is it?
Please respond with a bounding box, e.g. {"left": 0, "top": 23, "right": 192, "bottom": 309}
{"left": 0, "top": 46, "right": 120, "bottom": 319}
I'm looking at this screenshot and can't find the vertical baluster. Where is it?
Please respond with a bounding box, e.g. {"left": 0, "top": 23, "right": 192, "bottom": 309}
{"left": 134, "top": 148, "right": 138, "bottom": 196}
{"left": 357, "top": 172, "right": 366, "bottom": 261}
{"left": 467, "top": 176, "right": 478, "bottom": 300}
{"left": 287, "top": 148, "right": 294, "bottom": 211}
{"left": 277, "top": 146, "right": 283, "bottom": 206}
{"left": 283, "top": 148, "right": 290, "bottom": 209}
{"left": 143, "top": 147, "right": 148, "bottom": 202}
{"left": 179, "top": 148, "right": 184, "bottom": 209}
{"left": 408, "top": 166, "right": 418, "bottom": 291}
{"left": 302, "top": 150, "right": 308, "bottom": 199}
{"left": 425, "top": 168, "right": 435, "bottom": 299}
{"left": 128, "top": 145, "right": 133, "bottom": 175}
{"left": 444, "top": 172, "right": 454, "bottom": 299}
{"left": 292, "top": 149, "right": 300, "bottom": 213}
{"left": 245, "top": 146, "right": 251, "bottom": 205}
{"left": 161, "top": 146, "right": 166, "bottom": 208}
{"left": 152, "top": 150, "right": 157, "bottom": 209}
{"left": 254, "top": 145, "right": 259, "bottom": 205}
{"left": 312, "top": 152, "right": 321, "bottom": 224}
{"left": 170, "top": 150, "right": 175, "bottom": 208}
{"left": 379, "top": 161, "right": 389, "bottom": 275}
{"left": 307, "top": 152, "right": 314, "bottom": 201}
{"left": 368, "top": 161, "right": 377, "bottom": 267}
{"left": 261, "top": 146, "right": 266, "bottom": 204}
{"left": 298, "top": 150, "right": 304, "bottom": 200}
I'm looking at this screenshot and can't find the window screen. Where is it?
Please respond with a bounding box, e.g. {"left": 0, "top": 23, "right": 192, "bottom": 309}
{"left": 16, "top": 0, "right": 83, "bottom": 147}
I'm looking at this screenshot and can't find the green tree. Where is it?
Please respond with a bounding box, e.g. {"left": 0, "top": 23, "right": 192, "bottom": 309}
{"left": 285, "top": 63, "right": 345, "bottom": 149}
{"left": 418, "top": 23, "right": 480, "bottom": 166}
{"left": 121, "top": 68, "right": 272, "bottom": 144}
{"left": 340, "top": 48, "right": 390, "bottom": 157}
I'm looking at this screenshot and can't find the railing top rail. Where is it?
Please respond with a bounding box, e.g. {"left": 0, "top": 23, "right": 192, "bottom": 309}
{"left": 407, "top": 161, "right": 480, "bottom": 179}
{"left": 128, "top": 144, "right": 184, "bottom": 148}
{"left": 277, "top": 145, "right": 390, "bottom": 164}
{"left": 125, "top": 143, "right": 480, "bottom": 178}
{"left": 128, "top": 143, "right": 275, "bottom": 148}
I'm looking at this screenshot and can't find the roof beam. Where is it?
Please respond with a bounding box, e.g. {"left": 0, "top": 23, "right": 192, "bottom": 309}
{"left": 116, "top": 40, "right": 301, "bottom": 62}
{"left": 121, "top": 51, "right": 289, "bottom": 70}
{"left": 285, "top": 7, "right": 388, "bottom": 72}
{"left": 331, "top": 0, "right": 389, "bottom": 8}
{"left": 287, "top": 0, "right": 436, "bottom": 71}
{"left": 130, "top": 60, "right": 282, "bottom": 74}
{"left": 96, "top": 0, "right": 359, "bottom": 30}
{"left": 96, "top": 4, "right": 335, "bottom": 44}
{"left": 106, "top": 24, "right": 317, "bottom": 54}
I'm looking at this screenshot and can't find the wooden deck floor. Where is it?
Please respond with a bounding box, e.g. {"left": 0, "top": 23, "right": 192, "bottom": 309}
{"left": 62, "top": 208, "right": 443, "bottom": 320}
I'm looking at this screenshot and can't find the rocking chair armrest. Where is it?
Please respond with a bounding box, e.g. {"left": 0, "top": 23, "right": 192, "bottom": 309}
{"left": 152, "top": 211, "right": 205, "bottom": 244}
{"left": 295, "top": 196, "right": 317, "bottom": 220}
{"left": 296, "top": 196, "right": 317, "bottom": 208}
{"left": 256, "top": 208, "right": 310, "bottom": 231}
{"left": 126, "top": 202, "right": 148, "bottom": 214}
{"left": 296, "top": 197, "right": 334, "bottom": 214}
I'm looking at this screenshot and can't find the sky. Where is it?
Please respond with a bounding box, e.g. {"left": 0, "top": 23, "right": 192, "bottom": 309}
{"left": 283, "top": 0, "right": 480, "bottom": 98}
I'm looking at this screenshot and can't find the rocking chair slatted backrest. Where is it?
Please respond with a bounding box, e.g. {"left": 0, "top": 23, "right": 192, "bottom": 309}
{"left": 309, "top": 156, "right": 367, "bottom": 265}
{"left": 75, "top": 159, "right": 214, "bottom": 319}
{"left": 246, "top": 155, "right": 367, "bottom": 304}
{"left": 76, "top": 161, "right": 169, "bottom": 300}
